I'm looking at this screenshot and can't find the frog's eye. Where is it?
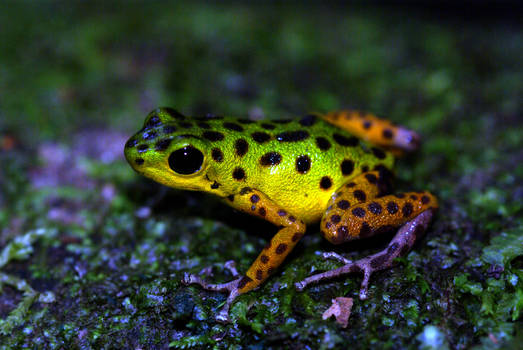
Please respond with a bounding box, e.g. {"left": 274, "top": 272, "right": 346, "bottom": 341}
{"left": 168, "top": 146, "right": 204, "bottom": 175}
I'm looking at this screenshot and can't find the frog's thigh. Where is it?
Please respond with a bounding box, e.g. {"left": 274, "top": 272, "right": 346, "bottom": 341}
{"left": 321, "top": 110, "right": 420, "bottom": 153}
{"left": 321, "top": 172, "right": 438, "bottom": 244}
{"left": 230, "top": 188, "right": 306, "bottom": 294}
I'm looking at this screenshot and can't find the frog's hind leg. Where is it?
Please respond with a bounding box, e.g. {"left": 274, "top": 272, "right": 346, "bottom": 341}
{"left": 321, "top": 110, "right": 420, "bottom": 154}
{"left": 295, "top": 171, "right": 438, "bottom": 299}
{"left": 296, "top": 210, "right": 435, "bottom": 299}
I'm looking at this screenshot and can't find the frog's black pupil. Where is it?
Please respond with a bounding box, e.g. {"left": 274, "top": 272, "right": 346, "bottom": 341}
{"left": 168, "top": 146, "right": 204, "bottom": 175}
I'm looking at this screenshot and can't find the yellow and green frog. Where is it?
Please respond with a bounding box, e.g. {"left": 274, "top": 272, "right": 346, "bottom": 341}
{"left": 124, "top": 108, "right": 438, "bottom": 322}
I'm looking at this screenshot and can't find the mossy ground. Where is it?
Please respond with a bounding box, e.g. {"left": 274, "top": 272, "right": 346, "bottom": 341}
{"left": 0, "top": 2, "right": 521, "bottom": 349}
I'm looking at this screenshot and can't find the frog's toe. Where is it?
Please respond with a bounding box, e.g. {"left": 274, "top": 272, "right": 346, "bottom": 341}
{"left": 319, "top": 251, "right": 352, "bottom": 264}
{"left": 182, "top": 267, "right": 247, "bottom": 323}
{"left": 182, "top": 260, "right": 240, "bottom": 288}
{"left": 182, "top": 271, "right": 207, "bottom": 287}
{"left": 294, "top": 261, "right": 361, "bottom": 292}
{"left": 182, "top": 271, "right": 242, "bottom": 293}
{"left": 296, "top": 210, "right": 435, "bottom": 298}
{"left": 395, "top": 127, "right": 421, "bottom": 152}
{"left": 215, "top": 308, "right": 231, "bottom": 323}
{"left": 295, "top": 257, "right": 374, "bottom": 298}
{"left": 223, "top": 260, "right": 240, "bottom": 277}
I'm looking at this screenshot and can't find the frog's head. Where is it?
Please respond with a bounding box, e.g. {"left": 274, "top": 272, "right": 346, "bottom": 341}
{"left": 124, "top": 108, "right": 211, "bottom": 191}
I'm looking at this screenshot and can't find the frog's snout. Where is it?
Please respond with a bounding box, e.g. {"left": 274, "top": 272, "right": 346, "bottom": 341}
{"left": 124, "top": 131, "right": 151, "bottom": 171}
{"left": 124, "top": 108, "right": 207, "bottom": 176}
{"left": 124, "top": 109, "right": 176, "bottom": 170}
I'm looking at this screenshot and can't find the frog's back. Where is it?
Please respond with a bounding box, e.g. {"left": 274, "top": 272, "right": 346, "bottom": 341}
{"left": 125, "top": 110, "right": 394, "bottom": 223}
{"left": 193, "top": 114, "right": 394, "bottom": 223}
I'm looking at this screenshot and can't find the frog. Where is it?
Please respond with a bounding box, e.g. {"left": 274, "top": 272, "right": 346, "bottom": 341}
{"left": 124, "top": 107, "right": 438, "bottom": 322}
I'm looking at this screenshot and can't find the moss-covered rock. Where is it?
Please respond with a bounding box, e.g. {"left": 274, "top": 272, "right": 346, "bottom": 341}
{"left": 0, "top": 2, "right": 521, "bottom": 349}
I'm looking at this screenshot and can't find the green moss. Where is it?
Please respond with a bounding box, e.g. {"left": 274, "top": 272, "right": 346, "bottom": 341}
{"left": 0, "top": 1, "right": 522, "bottom": 348}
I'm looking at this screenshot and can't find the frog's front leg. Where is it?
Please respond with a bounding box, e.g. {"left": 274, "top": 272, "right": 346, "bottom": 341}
{"left": 183, "top": 188, "right": 306, "bottom": 322}
{"left": 295, "top": 172, "right": 438, "bottom": 299}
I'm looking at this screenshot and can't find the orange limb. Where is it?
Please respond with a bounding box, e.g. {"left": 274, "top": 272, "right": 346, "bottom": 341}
{"left": 321, "top": 110, "right": 421, "bottom": 154}
{"left": 230, "top": 188, "right": 306, "bottom": 294}
{"left": 183, "top": 187, "right": 306, "bottom": 322}
{"left": 297, "top": 209, "right": 436, "bottom": 299}
{"left": 298, "top": 171, "right": 438, "bottom": 298}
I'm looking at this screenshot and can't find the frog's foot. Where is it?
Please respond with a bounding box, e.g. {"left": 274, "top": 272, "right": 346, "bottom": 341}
{"left": 182, "top": 260, "right": 248, "bottom": 323}
{"left": 320, "top": 251, "right": 352, "bottom": 264}
{"left": 295, "top": 209, "right": 434, "bottom": 299}
{"left": 295, "top": 251, "right": 378, "bottom": 299}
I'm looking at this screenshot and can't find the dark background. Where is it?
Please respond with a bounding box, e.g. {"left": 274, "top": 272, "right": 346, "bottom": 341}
{"left": 0, "top": 2, "right": 521, "bottom": 349}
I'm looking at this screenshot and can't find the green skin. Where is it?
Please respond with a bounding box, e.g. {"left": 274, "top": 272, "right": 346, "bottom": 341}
{"left": 124, "top": 108, "right": 395, "bottom": 225}
{"left": 124, "top": 108, "right": 437, "bottom": 323}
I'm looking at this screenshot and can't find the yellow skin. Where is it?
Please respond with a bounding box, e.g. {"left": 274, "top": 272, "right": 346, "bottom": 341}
{"left": 124, "top": 108, "right": 438, "bottom": 322}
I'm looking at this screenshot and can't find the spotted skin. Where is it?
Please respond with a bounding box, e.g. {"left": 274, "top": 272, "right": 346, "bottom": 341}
{"left": 124, "top": 107, "right": 438, "bottom": 322}
{"left": 125, "top": 108, "right": 395, "bottom": 221}
{"left": 234, "top": 189, "right": 305, "bottom": 293}
{"left": 322, "top": 110, "right": 421, "bottom": 154}
{"left": 296, "top": 209, "right": 436, "bottom": 299}
{"left": 320, "top": 171, "right": 437, "bottom": 244}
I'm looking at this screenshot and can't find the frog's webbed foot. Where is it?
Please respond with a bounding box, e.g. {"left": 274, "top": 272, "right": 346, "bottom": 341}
{"left": 295, "top": 251, "right": 376, "bottom": 299}
{"left": 295, "top": 210, "right": 434, "bottom": 299}
{"left": 182, "top": 260, "right": 247, "bottom": 323}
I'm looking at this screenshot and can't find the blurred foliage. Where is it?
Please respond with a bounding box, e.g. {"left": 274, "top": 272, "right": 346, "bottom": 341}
{"left": 0, "top": 1, "right": 521, "bottom": 349}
